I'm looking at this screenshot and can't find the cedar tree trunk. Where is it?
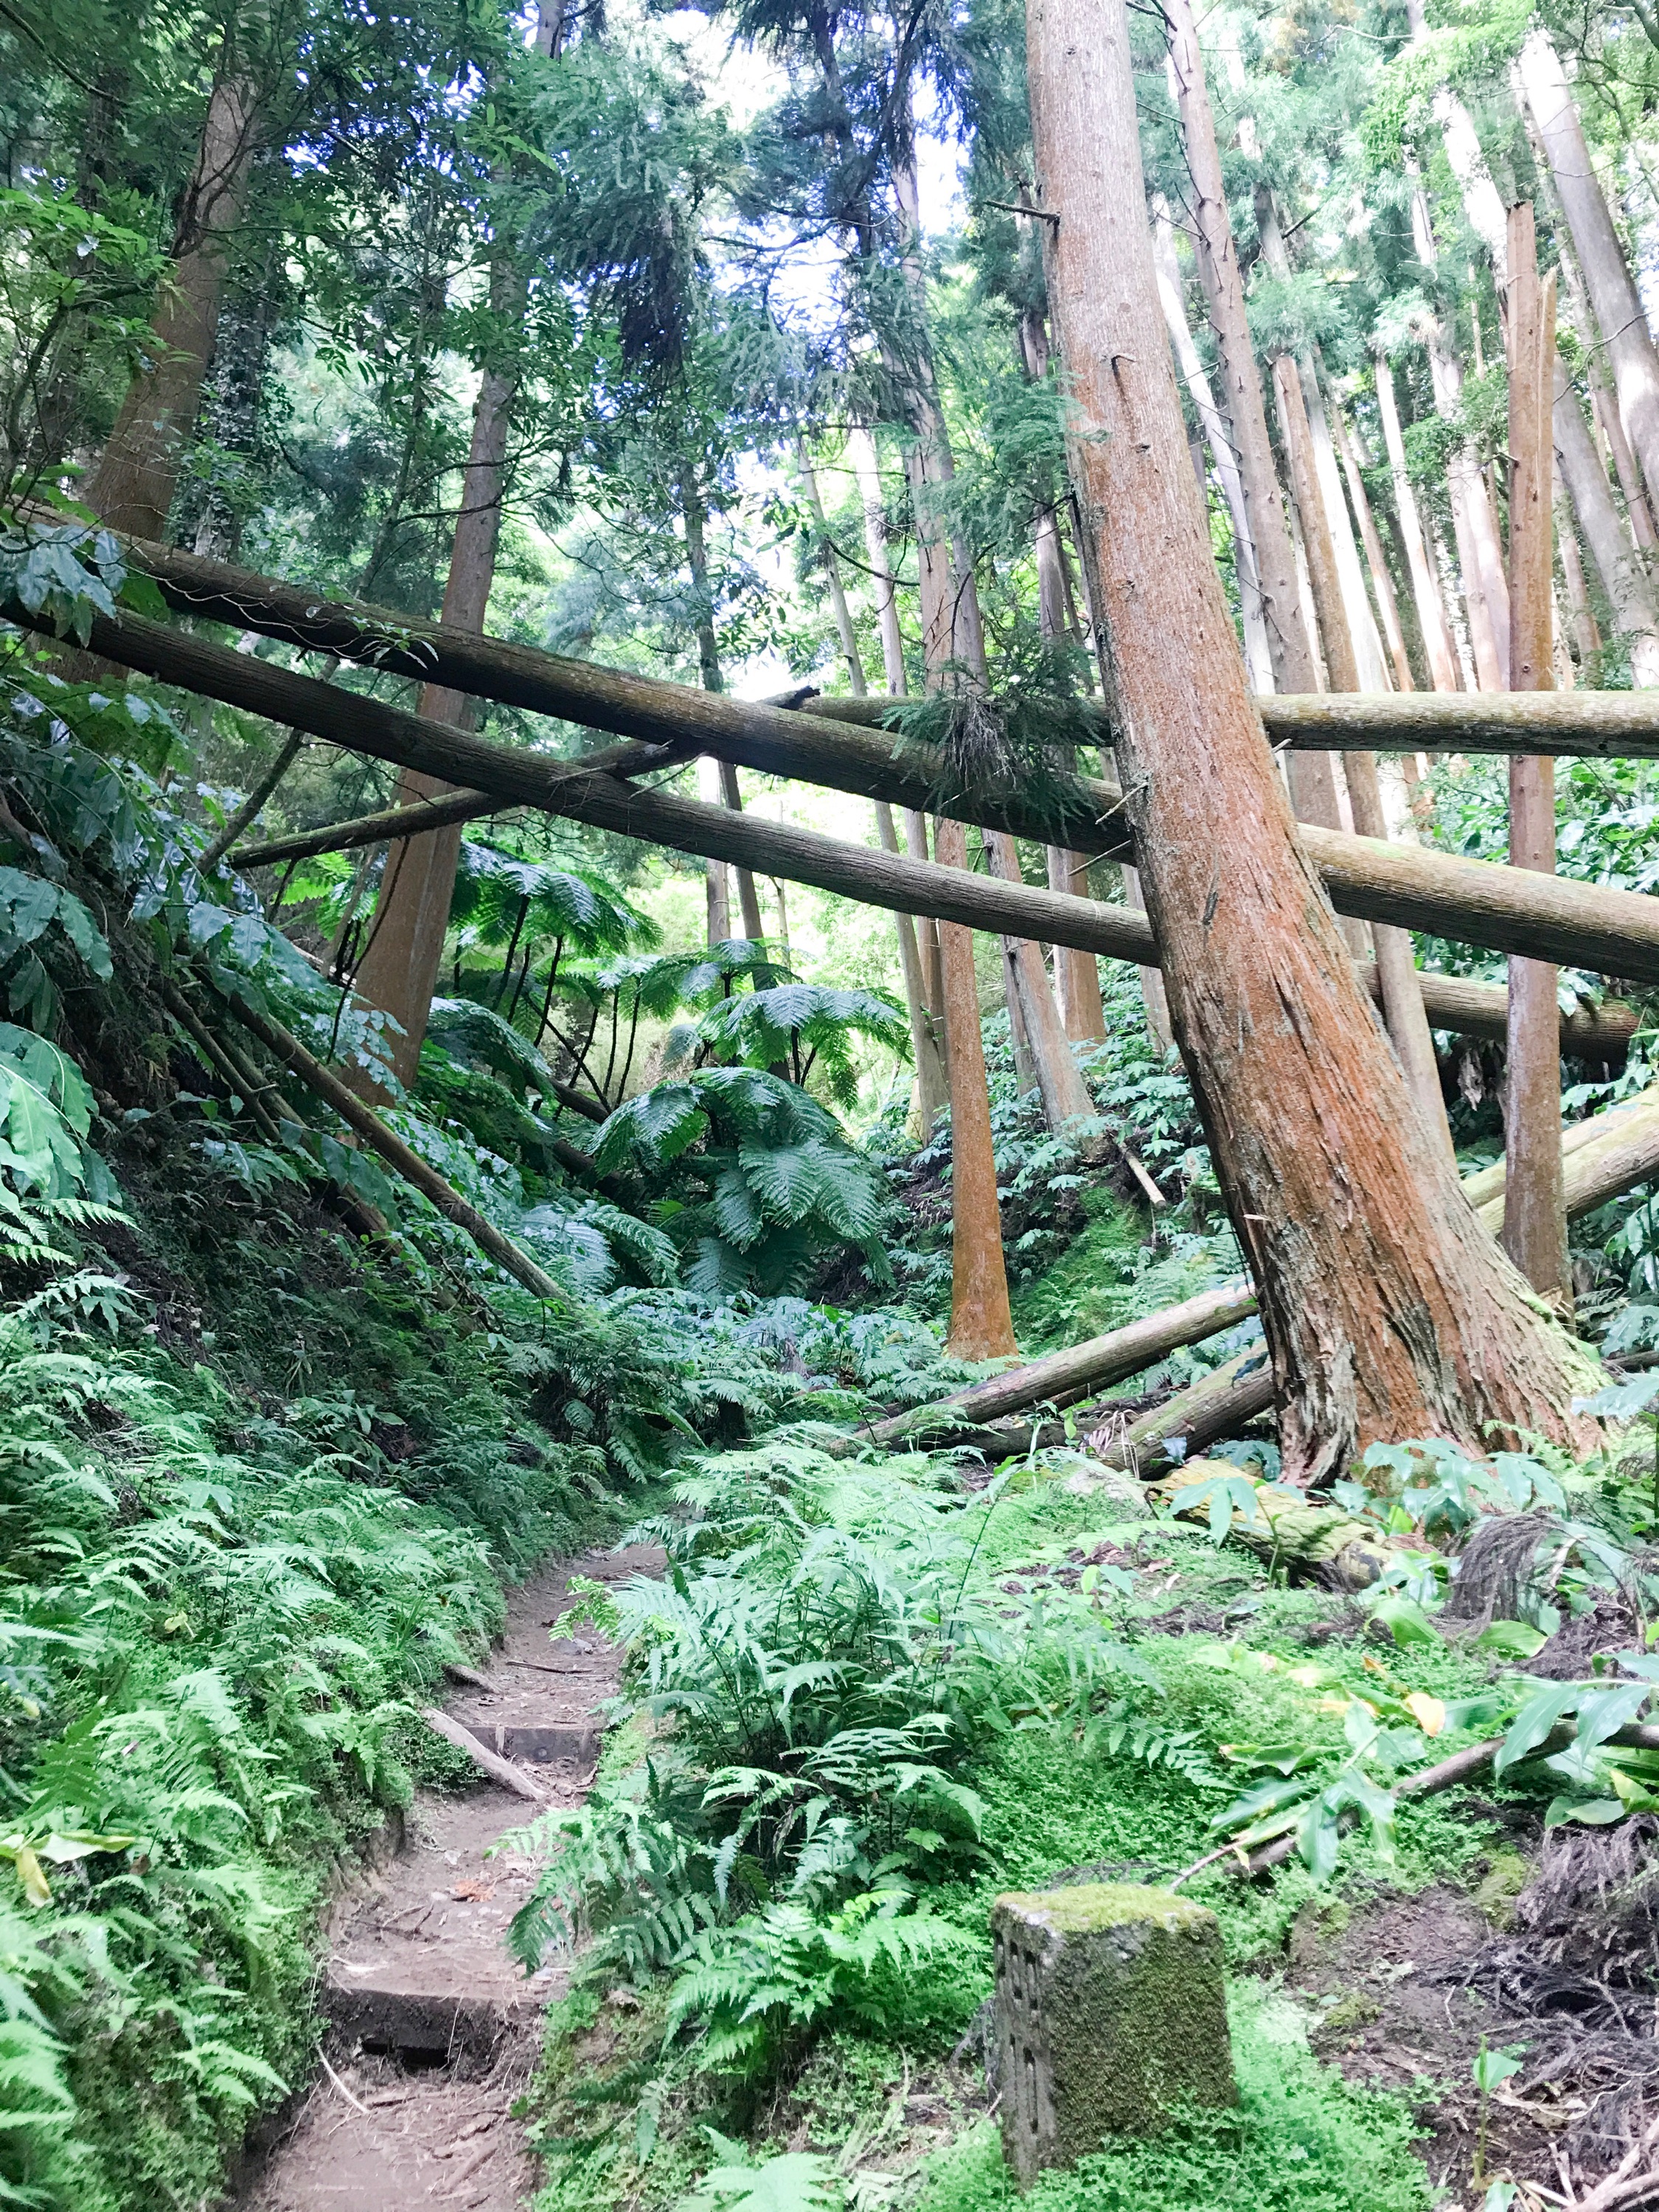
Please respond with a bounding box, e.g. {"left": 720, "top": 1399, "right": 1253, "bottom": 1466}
{"left": 1026, "top": 0, "right": 1601, "bottom": 1477}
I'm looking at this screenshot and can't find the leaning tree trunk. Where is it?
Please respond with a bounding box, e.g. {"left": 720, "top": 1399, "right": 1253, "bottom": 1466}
{"left": 1553, "top": 352, "right": 1659, "bottom": 686}
{"left": 90, "top": 72, "right": 259, "bottom": 538}
{"left": 1026, "top": 0, "right": 1601, "bottom": 1478}
{"left": 1520, "top": 29, "right": 1659, "bottom": 508}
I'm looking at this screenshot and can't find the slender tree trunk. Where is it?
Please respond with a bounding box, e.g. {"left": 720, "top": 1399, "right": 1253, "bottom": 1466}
{"left": 1553, "top": 351, "right": 1659, "bottom": 685}
{"left": 1150, "top": 195, "right": 1273, "bottom": 689}
{"left": 90, "top": 72, "right": 259, "bottom": 538}
{"left": 1023, "top": 308, "right": 1108, "bottom": 1047}
{"left": 884, "top": 131, "right": 1015, "bottom": 1354}
{"left": 1122, "top": 863, "right": 1175, "bottom": 1053}
{"left": 874, "top": 801, "right": 949, "bottom": 1129}
{"left": 1505, "top": 206, "right": 1569, "bottom": 1300}
{"left": 1540, "top": 184, "right": 1659, "bottom": 549}
{"left": 1026, "top": 0, "right": 1599, "bottom": 1475}
{"left": 698, "top": 757, "right": 731, "bottom": 942}
{"left": 350, "top": 351, "right": 515, "bottom": 1087}
{"left": 1520, "top": 29, "right": 1659, "bottom": 507}
{"left": 801, "top": 439, "right": 946, "bottom": 1124}
{"left": 1163, "top": 0, "right": 1313, "bottom": 704}
{"left": 1374, "top": 355, "right": 1463, "bottom": 691}
{"left": 850, "top": 427, "right": 908, "bottom": 692}
{"left": 1556, "top": 483, "right": 1602, "bottom": 668}
{"left": 1274, "top": 355, "right": 1451, "bottom": 1152}
{"left": 1332, "top": 404, "right": 1413, "bottom": 690}
{"left": 683, "top": 480, "right": 765, "bottom": 944}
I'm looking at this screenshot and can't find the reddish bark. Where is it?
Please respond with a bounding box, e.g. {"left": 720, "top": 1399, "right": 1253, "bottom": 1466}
{"left": 1026, "top": 0, "right": 1601, "bottom": 1475}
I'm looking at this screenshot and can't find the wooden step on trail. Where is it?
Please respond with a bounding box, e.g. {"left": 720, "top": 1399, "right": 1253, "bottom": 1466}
{"left": 237, "top": 1541, "right": 659, "bottom": 2212}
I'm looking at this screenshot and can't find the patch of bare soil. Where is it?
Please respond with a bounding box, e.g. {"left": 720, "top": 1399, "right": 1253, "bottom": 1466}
{"left": 234, "top": 1541, "right": 661, "bottom": 2212}
{"left": 1290, "top": 1815, "right": 1659, "bottom": 2210}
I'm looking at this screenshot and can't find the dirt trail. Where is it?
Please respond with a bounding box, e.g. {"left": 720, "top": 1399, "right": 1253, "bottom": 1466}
{"left": 238, "top": 1541, "right": 658, "bottom": 2212}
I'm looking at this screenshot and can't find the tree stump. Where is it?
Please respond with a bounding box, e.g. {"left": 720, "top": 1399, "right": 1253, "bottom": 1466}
{"left": 991, "top": 1884, "right": 1235, "bottom": 2185}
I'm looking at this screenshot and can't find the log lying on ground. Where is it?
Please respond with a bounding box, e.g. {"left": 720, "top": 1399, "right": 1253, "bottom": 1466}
{"left": 1093, "top": 1350, "right": 1279, "bottom": 1477}
{"left": 41, "top": 557, "right": 1659, "bottom": 982}
{"left": 205, "top": 977, "right": 567, "bottom": 1302}
{"left": 420, "top": 1708, "right": 546, "bottom": 1802}
{"left": 1150, "top": 1459, "right": 1411, "bottom": 1590}
{"left": 869, "top": 1281, "right": 1259, "bottom": 1445}
{"left": 21, "top": 595, "right": 1659, "bottom": 989}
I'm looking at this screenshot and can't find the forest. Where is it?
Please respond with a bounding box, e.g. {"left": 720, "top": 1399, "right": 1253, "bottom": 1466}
{"left": 13, "top": 0, "right": 1659, "bottom": 2202}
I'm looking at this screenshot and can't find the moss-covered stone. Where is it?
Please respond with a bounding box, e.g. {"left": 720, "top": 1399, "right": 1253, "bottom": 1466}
{"left": 991, "top": 1882, "right": 1236, "bottom": 2188}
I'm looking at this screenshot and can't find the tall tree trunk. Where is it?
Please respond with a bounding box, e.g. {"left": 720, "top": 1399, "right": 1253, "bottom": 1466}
{"left": 350, "top": 350, "right": 515, "bottom": 1088}
{"left": 883, "top": 131, "right": 1015, "bottom": 1355}
{"left": 1374, "top": 355, "right": 1463, "bottom": 691}
{"left": 1150, "top": 196, "right": 1273, "bottom": 689}
{"left": 1556, "top": 482, "right": 1603, "bottom": 669}
{"left": 1519, "top": 29, "right": 1659, "bottom": 507}
{"left": 1553, "top": 352, "right": 1659, "bottom": 686}
{"left": 1026, "top": 0, "right": 1599, "bottom": 1475}
{"left": 698, "top": 757, "right": 731, "bottom": 942}
{"left": 1020, "top": 307, "right": 1108, "bottom": 1047}
{"left": 90, "top": 72, "right": 259, "bottom": 538}
{"left": 851, "top": 425, "right": 946, "bottom": 1026}
{"left": 1504, "top": 206, "right": 1569, "bottom": 1300}
{"left": 683, "top": 480, "right": 765, "bottom": 944}
{"left": 800, "top": 439, "right": 947, "bottom": 1127}
{"left": 892, "top": 133, "right": 1081, "bottom": 1135}
{"left": 1408, "top": 179, "right": 1511, "bottom": 687}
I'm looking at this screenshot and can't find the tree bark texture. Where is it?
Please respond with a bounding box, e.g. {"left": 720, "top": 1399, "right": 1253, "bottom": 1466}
{"left": 1026, "top": 0, "right": 1601, "bottom": 1476}
{"left": 1505, "top": 208, "right": 1569, "bottom": 1298}
{"left": 1520, "top": 30, "right": 1659, "bottom": 507}
{"left": 90, "top": 74, "right": 259, "bottom": 538}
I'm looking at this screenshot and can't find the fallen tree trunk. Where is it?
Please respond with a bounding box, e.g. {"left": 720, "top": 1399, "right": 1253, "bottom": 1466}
{"left": 420, "top": 1708, "right": 546, "bottom": 1803}
{"left": 1093, "top": 1352, "right": 1279, "bottom": 1478}
{"left": 21, "top": 597, "right": 1659, "bottom": 990}
{"left": 868, "top": 1281, "right": 1258, "bottom": 1444}
{"left": 50, "top": 554, "right": 1659, "bottom": 981}
{"left": 205, "top": 978, "right": 567, "bottom": 1303}
{"left": 1245, "top": 1718, "right": 1659, "bottom": 1877}
{"left": 120, "top": 535, "right": 1659, "bottom": 759}
{"left": 240, "top": 788, "right": 1639, "bottom": 1062}
{"left": 1475, "top": 1081, "right": 1659, "bottom": 1233}
{"left": 810, "top": 685, "right": 1659, "bottom": 759}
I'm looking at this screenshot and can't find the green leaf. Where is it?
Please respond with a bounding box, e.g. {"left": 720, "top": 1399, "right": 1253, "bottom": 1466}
{"left": 1495, "top": 1683, "right": 1582, "bottom": 1775}
{"left": 1476, "top": 1620, "right": 1549, "bottom": 1659}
